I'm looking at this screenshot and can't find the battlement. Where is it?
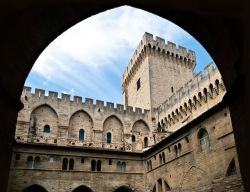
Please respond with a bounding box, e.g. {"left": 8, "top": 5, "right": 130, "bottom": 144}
{"left": 22, "top": 87, "right": 150, "bottom": 116}
{"left": 157, "top": 62, "right": 220, "bottom": 111}
{"left": 122, "top": 32, "right": 196, "bottom": 86}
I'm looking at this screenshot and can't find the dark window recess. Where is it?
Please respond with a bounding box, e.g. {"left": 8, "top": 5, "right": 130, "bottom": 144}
{"left": 15, "top": 154, "right": 20, "bottom": 161}
{"left": 171, "top": 86, "right": 174, "bottom": 93}
{"left": 69, "top": 158, "right": 74, "bottom": 170}
{"left": 91, "top": 160, "right": 96, "bottom": 171}
{"left": 81, "top": 157, "right": 84, "bottom": 163}
{"left": 109, "top": 159, "right": 112, "bottom": 165}
{"left": 132, "top": 135, "right": 136, "bottom": 142}
{"left": 43, "top": 124, "right": 50, "bottom": 133}
{"left": 62, "top": 158, "right": 68, "bottom": 170}
{"left": 137, "top": 78, "right": 141, "bottom": 90}
{"left": 107, "top": 132, "right": 112, "bottom": 144}
{"left": 97, "top": 160, "right": 101, "bottom": 171}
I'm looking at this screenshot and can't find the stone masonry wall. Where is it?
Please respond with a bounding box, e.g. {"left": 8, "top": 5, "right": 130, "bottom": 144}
{"left": 15, "top": 88, "right": 153, "bottom": 152}
{"left": 145, "top": 107, "right": 244, "bottom": 192}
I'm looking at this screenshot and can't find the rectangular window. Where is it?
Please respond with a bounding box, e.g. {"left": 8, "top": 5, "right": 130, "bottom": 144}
{"left": 171, "top": 86, "right": 174, "bottom": 93}
{"left": 137, "top": 78, "right": 141, "bottom": 90}
{"left": 109, "top": 159, "right": 112, "bottom": 165}
{"left": 81, "top": 157, "right": 85, "bottom": 163}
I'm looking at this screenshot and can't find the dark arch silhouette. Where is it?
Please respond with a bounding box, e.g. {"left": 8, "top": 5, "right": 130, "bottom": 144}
{"left": 1, "top": 2, "right": 250, "bottom": 192}
{"left": 72, "top": 185, "right": 93, "bottom": 192}
{"left": 23, "top": 184, "right": 48, "bottom": 192}
{"left": 114, "top": 186, "right": 133, "bottom": 192}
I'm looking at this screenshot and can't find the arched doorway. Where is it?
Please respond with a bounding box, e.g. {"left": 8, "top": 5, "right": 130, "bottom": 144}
{"left": 72, "top": 185, "right": 93, "bottom": 192}
{"left": 23, "top": 184, "right": 48, "bottom": 192}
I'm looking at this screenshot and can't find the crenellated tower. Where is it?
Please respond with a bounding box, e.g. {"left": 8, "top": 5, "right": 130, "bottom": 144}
{"left": 122, "top": 32, "right": 196, "bottom": 110}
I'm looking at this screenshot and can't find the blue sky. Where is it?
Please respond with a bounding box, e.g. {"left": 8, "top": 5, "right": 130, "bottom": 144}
{"left": 25, "top": 6, "right": 214, "bottom": 104}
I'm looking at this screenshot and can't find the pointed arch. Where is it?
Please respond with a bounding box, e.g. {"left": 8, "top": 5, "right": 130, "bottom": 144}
{"left": 226, "top": 158, "right": 237, "bottom": 176}
{"left": 23, "top": 184, "right": 48, "bottom": 192}
{"left": 31, "top": 104, "right": 58, "bottom": 118}
{"left": 29, "top": 104, "right": 58, "bottom": 137}
{"left": 69, "top": 110, "right": 93, "bottom": 141}
{"left": 198, "top": 128, "right": 210, "bottom": 151}
{"left": 103, "top": 115, "right": 123, "bottom": 144}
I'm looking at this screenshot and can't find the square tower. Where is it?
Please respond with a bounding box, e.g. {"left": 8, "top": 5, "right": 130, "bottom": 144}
{"left": 121, "top": 32, "right": 196, "bottom": 110}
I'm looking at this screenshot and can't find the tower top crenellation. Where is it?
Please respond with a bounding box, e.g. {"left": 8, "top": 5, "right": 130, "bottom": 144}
{"left": 122, "top": 32, "right": 196, "bottom": 87}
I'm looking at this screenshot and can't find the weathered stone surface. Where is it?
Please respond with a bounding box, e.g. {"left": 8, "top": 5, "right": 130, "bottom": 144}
{"left": 8, "top": 33, "right": 244, "bottom": 192}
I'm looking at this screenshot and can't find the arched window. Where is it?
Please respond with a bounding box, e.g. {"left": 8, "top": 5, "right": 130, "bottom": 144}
{"left": 132, "top": 135, "right": 136, "bottom": 142}
{"left": 43, "top": 124, "right": 50, "bottom": 133}
{"left": 149, "top": 160, "right": 152, "bottom": 170}
{"left": 178, "top": 143, "right": 182, "bottom": 156}
{"left": 33, "top": 156, "right": 41, "bottom": 169}
{"left": 144, "top": 137, "right": 148, "bottom": 148}
{"left": 91, "top": 160, "right": 96, "bottom": 171}
{"left": 159, "top": 154, "right": 162, "bottom": 165}
{"left": 174, "top": 145, "right": 178, "bottom": 157}
{"left": 117, "top": 161, "right": 122, "bottom": 172}
{"left": 69, "top": 158, "right": 74, "bottom": 170}
{"left": 162, "top": 152, "right": 166, "bottom": 163}
{"left": 97, "top": 160, "right": 101, "bottom": 171}
{"left": 79, "top": 129, "right": 85, "bottom": 141}
{"left": 198, "top": 129, "right": 210, "bottom": 151}
{"left": 107, "top": 132, "right": 112, "bottom": 144}
{"left": 62, "top": 158, "right": 68, "bottom": 170}
{"left": 26, "top": 156, "right": 33, "bottom": 169}
{"left": 122, "top": 162, "right": 126, "bottom": 172}
{"left": 226, "top": 159, "right": 237, "bottom": 176}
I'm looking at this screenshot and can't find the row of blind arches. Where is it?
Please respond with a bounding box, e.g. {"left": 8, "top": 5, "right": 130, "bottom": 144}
{"left": 158, "top": 79, "right": 222, "bottom": 131}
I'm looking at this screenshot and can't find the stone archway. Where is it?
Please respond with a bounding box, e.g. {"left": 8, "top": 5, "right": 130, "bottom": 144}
{"left": 23, "top": 184, "right": 48, "bottom": 192}
{"left": 1, "top": 2, "right": 250, "bottom": 192}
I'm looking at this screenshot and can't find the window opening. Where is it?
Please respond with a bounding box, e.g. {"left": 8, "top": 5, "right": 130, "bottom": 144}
{"left": 91, "top": 160, "right": 96, "bottom": 171}
{"left": 107, "top": 132, "right": 112, "bottom": 144}
{"left": 26, "top": 156, "right": 33, "bottom": 169}
{"left": 132, "top": 135, "right": 136, "bottom": 142}
{"left": 199, "top": 129, "right": 210, "bottom": 151}
{"left": 79, "top": 129, "right": 85, "bottom": 141}
{"left": 136, "top": 78, "right": 141, "bottom": 90}
{"left": 15, "top": 154, "right": 20, "bottom": 161}
{"left": 69, "top": 158, "right": 74, "bottom": 170}
{"left": 62, "top": 158, "right": 68, "bottom": 170}
{"left": 97, "top": 160, "right": 101, "bottom": 171}
{"left": 144, "top": 137, "right": 148, "bottom": 148}
{"left": 34, "top": 156, "right": 41, "bottom": 169}
{"left": 43, "top": 124, "right": 50, "bottom": 133}
{"left": 109, "top": 159, "right": 112, "bottom": 165}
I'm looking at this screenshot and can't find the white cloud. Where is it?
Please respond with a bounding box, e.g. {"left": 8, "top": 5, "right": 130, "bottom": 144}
{"left": 27, "top": 5, "right": 198, "bottom": 104}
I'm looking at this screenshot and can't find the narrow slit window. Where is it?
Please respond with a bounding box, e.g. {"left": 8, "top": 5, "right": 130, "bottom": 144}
{"left": 136, "top": 78, "right": 141, "bottom": 90}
